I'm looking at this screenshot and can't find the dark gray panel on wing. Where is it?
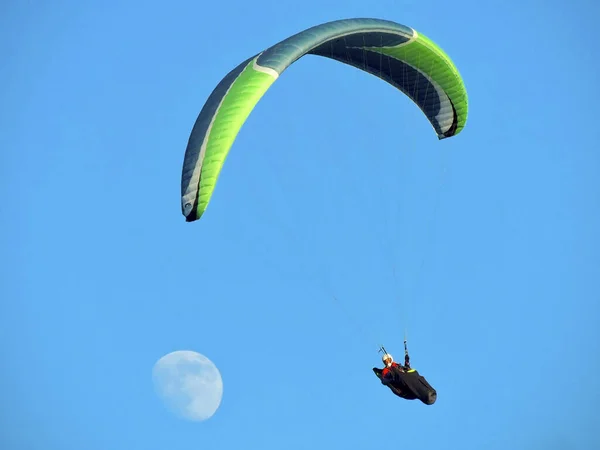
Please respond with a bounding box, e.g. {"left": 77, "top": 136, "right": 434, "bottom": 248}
{"left": 181, "top": 55, "right": 256, "bottom": 201}
{"left": 309, "top": 43, "right": 444, "bottom": 136}
{"left": 255, "top": 18, "right": 414, "bottom": 74}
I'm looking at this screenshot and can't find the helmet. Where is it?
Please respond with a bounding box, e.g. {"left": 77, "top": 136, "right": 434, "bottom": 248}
{"left": 382, "top": 353, "right": 393, "bottom": 365}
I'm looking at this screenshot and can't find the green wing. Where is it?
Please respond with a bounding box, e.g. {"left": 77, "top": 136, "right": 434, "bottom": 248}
{"left": 181, "top": 18, "right": 468, "bottom": 222}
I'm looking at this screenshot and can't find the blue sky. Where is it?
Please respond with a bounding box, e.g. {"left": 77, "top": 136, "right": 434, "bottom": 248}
{"left": 2, "top": 0, "right": 599, "bottom": 449}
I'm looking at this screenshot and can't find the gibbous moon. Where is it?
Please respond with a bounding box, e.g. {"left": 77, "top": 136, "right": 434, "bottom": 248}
{"left": 152, "top": 350, "right": 223, "bottom": 421}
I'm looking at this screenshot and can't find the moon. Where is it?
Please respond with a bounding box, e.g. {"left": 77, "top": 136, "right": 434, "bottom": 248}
{"left": 152, "top": 350, "right": 223, "bottom": 421}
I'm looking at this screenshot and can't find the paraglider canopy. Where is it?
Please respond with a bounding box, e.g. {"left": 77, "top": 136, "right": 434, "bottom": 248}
{"left": 180, "top": 18, "right": 468, "bottom": 222}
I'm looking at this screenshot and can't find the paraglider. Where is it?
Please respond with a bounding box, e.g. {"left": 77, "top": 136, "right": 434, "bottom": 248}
{"left": 373, "top": 342, "right": 437, "bottom": 405}
{"left": 179, "top": 18, "right": 467, "bottom": 405}
{"left": 180, "top": 17, "right": 468, "bottom": 222}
